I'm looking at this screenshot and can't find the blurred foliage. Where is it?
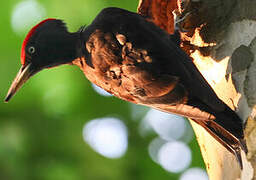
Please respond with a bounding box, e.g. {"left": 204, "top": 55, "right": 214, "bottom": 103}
{"left": 0, "top": 0, "right": 205, "bottom": 180}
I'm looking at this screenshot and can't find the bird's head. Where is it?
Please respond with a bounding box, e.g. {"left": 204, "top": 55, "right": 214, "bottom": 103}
{"left": 5, "top": 18, "right": 79, "bottom": 102}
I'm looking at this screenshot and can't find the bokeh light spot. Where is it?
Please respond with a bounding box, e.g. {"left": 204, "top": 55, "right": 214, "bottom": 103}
{"left": 158, "top": 141, "right": 191, "bottom": 173}
{"left": 83, "top": 117, "right": 128, "bottom": 158}
{"left": 180, "top": 168, "right": 208, "bottom": 180}
{"left": 148, "top": 137, "right": 166, "bottom": 163}
{"left": 91, "top": 83, "right": 112, "bottom": 97}
{"left": 11, "top": 0, "right": 46, "bottom": 35}
{"left": 143, "top": 109, "right": 187, "bottom": 141}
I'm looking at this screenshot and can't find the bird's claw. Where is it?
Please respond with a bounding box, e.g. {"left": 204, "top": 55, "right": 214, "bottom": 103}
{"left": 172, "top": 10, "right": 191, "bottom": 33}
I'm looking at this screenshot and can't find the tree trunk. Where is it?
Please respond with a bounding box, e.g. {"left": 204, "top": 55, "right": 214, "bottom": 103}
{"left": 137, "top": 0, "right": 256, "bottom": 179}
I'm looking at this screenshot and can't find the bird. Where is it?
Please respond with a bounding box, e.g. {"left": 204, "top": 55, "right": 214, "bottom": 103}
{"left": 5, "top": 7, "right": 246, "bottom": 168}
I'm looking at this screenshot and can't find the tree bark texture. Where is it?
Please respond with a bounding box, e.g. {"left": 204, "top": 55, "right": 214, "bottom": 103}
{"left": 137, "top": 0, "right": 256, "bottom": 179}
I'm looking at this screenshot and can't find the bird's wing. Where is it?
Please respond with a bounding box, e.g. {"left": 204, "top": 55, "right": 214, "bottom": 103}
{"left": 82, "top": 8, "right": 226, "bottom": 112}
{"left": 125, "top": 17, "right": 226, "bottom": 112}
{"left": 80, "top": 26, "right": 226, "bottom": 111}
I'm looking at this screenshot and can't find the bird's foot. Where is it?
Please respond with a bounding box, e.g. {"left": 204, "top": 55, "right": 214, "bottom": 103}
{"left": 172, "top": 10, "right": 191, "bottom": 33}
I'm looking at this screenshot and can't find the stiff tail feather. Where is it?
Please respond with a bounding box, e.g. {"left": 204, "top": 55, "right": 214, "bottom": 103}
{"left": 192, "top": 118, "right": 246, "bottom": 169}
{"left": 147, "top": 97, "right": 247, "bottom": 169}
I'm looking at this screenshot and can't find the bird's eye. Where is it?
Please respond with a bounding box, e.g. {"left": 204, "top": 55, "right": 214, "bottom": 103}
{"left": 28, "top": 46, "right": 36, "bottom": 54}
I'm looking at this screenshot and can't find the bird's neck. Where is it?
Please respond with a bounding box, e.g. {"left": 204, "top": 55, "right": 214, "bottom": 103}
{"left": 59, "top": 32, "right": 81, "bottom": 63}
{"left": 46, "top": 31, "right": 82, "bottom": 69}
{"left": 63, "top": 29, "right": 95, "bottom": 63}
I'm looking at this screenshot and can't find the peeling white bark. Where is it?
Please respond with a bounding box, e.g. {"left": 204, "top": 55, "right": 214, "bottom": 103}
{"left": 191, "top": 20, "right": 256, "bottom": 180}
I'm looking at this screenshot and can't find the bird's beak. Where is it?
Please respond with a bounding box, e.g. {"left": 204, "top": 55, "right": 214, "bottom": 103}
{"left": 4, "top": 63, "right": 34, "bottom": 102}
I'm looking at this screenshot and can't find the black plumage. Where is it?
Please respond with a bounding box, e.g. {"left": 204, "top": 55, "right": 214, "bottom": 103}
{"left": 5, "top": 7, "right": 246, "bottom": 168}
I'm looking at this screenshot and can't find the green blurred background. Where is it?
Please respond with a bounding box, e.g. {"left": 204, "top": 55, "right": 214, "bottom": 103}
{"left": 0, "top": 0, "right": 207, "bottom": 179}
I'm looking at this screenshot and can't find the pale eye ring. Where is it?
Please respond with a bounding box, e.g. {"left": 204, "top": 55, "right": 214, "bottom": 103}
{"left": 28, "top": 46, "right": 36, "bottom": 54}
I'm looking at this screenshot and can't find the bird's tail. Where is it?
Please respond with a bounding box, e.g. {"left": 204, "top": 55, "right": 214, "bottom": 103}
{"left": 151, "top": 96, "right": 247, "bottom": 168}
{"left": 214, "top": 105, "right": 244, "bottom": 139}
{"left": 191, "top": 105, "right": 247, "bottom": 169}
